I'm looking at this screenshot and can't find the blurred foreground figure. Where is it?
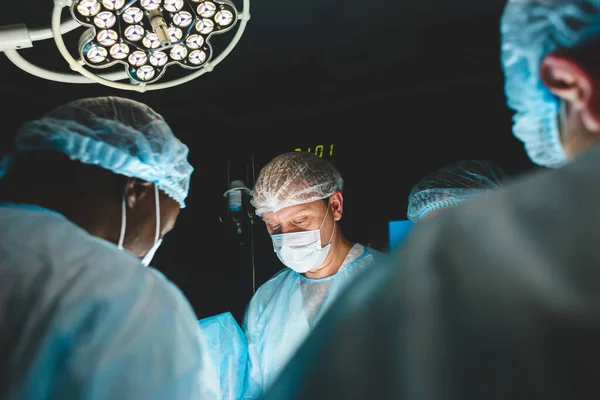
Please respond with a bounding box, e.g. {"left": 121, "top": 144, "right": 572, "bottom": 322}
{"left": 0, "top": 96, "right": 207, "bottom": 399}
{"left": 263, "top": 1, "right": 600, "bottom": 398}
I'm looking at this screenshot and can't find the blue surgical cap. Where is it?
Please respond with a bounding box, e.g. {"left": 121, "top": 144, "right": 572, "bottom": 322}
{"left": 0, "top": 96, "right": 193, "bottom": 207}
{"left": 501, "top": 0, "right": 600, "bottom": 168}
{"left": 407, "top": 160, "right": 508, "bottom": 222}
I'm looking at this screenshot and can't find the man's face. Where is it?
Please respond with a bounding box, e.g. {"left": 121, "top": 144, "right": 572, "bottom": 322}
{"left": 261, "top": 199, "right": 330, "bottom": 237}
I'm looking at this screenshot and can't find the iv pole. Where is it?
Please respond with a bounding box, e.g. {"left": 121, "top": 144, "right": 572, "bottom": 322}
{"left": 222, "top": 155, "right": 257, "bottom": 294}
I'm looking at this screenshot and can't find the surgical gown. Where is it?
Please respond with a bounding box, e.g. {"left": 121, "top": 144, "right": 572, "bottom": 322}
{"left": 264, "top": 144, "right": 600, "bottom": 400}
{"left": 241, "top": 243, "right": 383, "bottom": 397}
{"left": 0, "top": 204, "right": 205, "bottom": 400}
{"left": 197, "top": 312, "right": 249, "bottom": 400}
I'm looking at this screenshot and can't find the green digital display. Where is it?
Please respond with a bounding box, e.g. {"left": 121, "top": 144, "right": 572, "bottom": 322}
{"left": 294, "top": 144, "right": 335, "bottom": 158}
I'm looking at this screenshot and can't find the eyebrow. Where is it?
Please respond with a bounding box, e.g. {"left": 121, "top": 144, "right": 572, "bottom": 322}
{"left": 290, "top": 210, "right": 312, "bottom": 219}
{"left": 283, "top": 210, "right": 316, "bottom": 222}
{"left": 262, "top": 208, "right": 314, "bottom": 223}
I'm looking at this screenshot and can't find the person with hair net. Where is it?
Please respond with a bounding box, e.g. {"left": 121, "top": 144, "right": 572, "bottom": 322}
{"left": 502, "top": 0, "right": 600, "bottom": 166}
{"left": 407, "top": 159, "right": 509, "bottom": 222}
{"left": 0, "top": 96, "right": 210, "bottom": 399}
{"left": 240, "top": 151, "right": 383, "bottom": 397}
{"left": 261, "top": 1, "right": 600, "bottom": 399}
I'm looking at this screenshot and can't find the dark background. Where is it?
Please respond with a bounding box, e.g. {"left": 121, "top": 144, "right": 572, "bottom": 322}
{"left": 0, "top": 0, "right": 539, "bottom": 322}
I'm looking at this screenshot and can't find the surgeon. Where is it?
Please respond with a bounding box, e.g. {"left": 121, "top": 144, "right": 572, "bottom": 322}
{"left": 0, "top": 96, "right": 206, "bottom": 399}
{"left": 262, "top": 1, "right": 600, "bottom": 399}
{"left": 407, "top": 159, "right": 509, "bottom": 222}
{"left": 240, "top": 151, "right": 383, "bottom": 397}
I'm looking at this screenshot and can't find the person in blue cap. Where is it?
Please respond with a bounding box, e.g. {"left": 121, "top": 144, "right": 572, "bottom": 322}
{"left": 0, "top": 96, "right": 207, "bottom": 399}
{"left": 407, "top": 159, "right": 509, "bottom": 222}
{"left": 262, "top": 1, "right": 600, "bottom": 398}
{"left": 501, "top": 0, "right": 600, "bottom": 167}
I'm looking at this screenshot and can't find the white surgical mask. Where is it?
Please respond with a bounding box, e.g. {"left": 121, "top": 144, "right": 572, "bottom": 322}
{"left": 270, "top": 202, "right": 335, "bottom": 274}
{"left": 118, "top": 184, "right": 162, "bottom": 267}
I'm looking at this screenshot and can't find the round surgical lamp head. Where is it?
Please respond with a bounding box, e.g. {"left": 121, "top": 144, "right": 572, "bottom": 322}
{"left": 48, "top": 0, "right": 249, "bottom": 91}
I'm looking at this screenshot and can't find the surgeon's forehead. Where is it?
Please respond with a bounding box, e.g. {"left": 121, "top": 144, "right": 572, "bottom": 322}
{"left": 261, "top": 202, "right": 321, "bottom": 222}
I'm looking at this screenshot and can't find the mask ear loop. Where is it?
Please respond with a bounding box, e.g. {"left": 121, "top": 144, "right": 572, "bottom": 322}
{"left": 558, "top": 100, "right": 568, "bottom": 141}
{"left": 153, "top": 184, "right": 161, "bottom": 244}
{"left": 140, "top": 185, "right": 162, "bottom": 266}
{"left": 319, "top": 198, "right": 331, "bottom": 229}
{"left": 319, "top": 198, "right": 335, "bottom": 247}
{"left": 326, "top": 220, "right": 336, "bottom": 246}
{"left": 119, "top": 185, "right": 160, "bottom": 253}
{"left": 117, "top": 195, "right": 126, "bottom": 249}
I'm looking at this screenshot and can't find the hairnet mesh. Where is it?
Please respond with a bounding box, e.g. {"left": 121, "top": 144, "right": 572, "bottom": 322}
{"left": 407, "top": 160, "right": 509, "bottom": 222}
{"left": 251, "top": 152, "right": 344, "bottom": 216}
{"left": 501, "top": 0, "right": 600, "bottom": 168}
{"left": 0, "top": 96, "right": 193, "bottom": 207}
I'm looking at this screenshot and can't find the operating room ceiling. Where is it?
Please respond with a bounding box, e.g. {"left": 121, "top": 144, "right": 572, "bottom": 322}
{"left": 0, "top": 0, "right": 508, "bottom": 120}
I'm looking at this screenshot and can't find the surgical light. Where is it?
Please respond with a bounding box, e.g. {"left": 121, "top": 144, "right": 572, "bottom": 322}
{"left": 0, "top": 0, "right": 250, "bottom": 92}
{"left": 150, "top": 51, "right": 168, "bottom": 66}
